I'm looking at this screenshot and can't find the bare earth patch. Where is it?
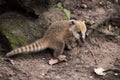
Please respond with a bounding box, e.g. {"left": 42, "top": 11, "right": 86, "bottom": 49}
{"left": 0, "top": 31, "right": 120, "bottom": 80}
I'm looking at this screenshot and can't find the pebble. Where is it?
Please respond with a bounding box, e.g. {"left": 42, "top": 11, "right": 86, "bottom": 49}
{"left": 85, "top": 19, "right": 95, "bottom": 25}
{"left": 80, "top": 4, "right": 88, "bottom": 9}
{"left": 0, "top": 74, "right": 3, "bottom": 78}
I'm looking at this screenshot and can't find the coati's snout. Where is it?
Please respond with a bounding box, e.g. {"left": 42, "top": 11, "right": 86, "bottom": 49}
{"left": 77, "top": 31, "right": 85, "bottom": 43}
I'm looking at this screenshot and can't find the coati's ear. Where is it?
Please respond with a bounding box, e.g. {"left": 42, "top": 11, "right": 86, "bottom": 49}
{"left": 70, "top": 20, "right": 76, "bottom": 26}
{"left": 69, "top": 20, "right": 76, "bottom": 31}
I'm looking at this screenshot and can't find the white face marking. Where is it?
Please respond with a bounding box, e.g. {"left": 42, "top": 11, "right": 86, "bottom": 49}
{"left": 69, "top": 26, "right": 75, "bottom": 31}
{"left": 82, "top": 33, "right": 85, "bottom": 40}
{"left": 69, "top": 26, "right": 80, "bottom": 39}
{"left": 69, "top": 21, "right": 80, "bottom": 40}
{"left": 72, "top": 31, "right": 80, "bottom": 39}
{"left": 69, "top": 20, "right": 87, "bottom": 41}
{"left": 81, "top": 21, "right": 87, "bottom": 40}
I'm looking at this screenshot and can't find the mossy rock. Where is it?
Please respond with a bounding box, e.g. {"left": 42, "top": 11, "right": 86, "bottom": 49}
{"left": 0, "top": 13, "right": 48, "bottom": 49}
{"left": 0, "top": 7, "right": 67, "bottom": 49}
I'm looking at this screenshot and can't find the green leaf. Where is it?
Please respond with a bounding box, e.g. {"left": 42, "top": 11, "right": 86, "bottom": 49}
{"left": 57, "top": 2, "right": 63, "bottom": 9}
{"left": 63, "top": 8, "right": 71, "bottom": 19}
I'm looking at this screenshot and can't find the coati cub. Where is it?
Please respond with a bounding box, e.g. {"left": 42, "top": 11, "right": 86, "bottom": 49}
{"left": 6, "top": 20, "right": 87, "bottom": 63}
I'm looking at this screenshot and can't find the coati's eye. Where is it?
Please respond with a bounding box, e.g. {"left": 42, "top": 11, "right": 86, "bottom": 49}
{"left": 71, "top": 20, "right": 75, "bottom": 25}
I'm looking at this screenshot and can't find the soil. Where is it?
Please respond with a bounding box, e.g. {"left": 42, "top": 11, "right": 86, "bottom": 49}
{"left": 0, "top": 0, "right": 120, "bottom": 80}
{"left": 0, "top": 30, "right": 120, "bottom": 80}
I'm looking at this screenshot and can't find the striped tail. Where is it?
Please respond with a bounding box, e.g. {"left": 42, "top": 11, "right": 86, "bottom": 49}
{"left": 6, "top": 39, "right": 49, "bottom": 57}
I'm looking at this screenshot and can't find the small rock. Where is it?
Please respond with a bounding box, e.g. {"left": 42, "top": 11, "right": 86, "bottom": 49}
{"left": 0, "top": 74, "right": 3, "bottom": 78}
{"left": 80, "top": 4, "right": 88, "bottom": 9}
{"left": 94, "top": 67, "right": 106, "bottom": 75}
{"left": 99, "top": 1, "right": 104, "bottom": 6}
{"left": 42, "top": 58, "right": 45, "bottom": 60}
{"left": 89, "top": 76, "right": 93, "bottom": 79}
{"left": 55, "top": 75, "right": 61, "bottom": 79}
{"left": 114, "top": 73, "right": 118, "bottom": 75}
{"left": 41, "top": 73, "right": 45, "bottom": 76}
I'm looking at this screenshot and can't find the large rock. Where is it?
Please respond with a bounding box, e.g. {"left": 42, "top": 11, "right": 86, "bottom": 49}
{"left": 0, "top": 6, "right": 67, "bottom": 49}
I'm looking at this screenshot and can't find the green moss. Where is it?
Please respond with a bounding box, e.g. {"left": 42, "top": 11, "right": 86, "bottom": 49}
{"left": 0, "top": 27, "right": 28, "bottom": 49}
{"left": 0, "top": 14, "right": 47, "bottom": 49}
{"left": 8, "top": 35, "right": 28, "bottom": 49}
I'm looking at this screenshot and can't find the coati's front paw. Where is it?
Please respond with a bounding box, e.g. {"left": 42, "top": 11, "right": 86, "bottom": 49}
{"left": 58, "top": 55, "right": 67, "bottom": 61}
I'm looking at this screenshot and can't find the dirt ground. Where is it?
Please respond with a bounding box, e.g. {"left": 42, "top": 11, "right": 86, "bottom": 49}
{"left": 0, "top": 0, "right": 120, "bottom": 80}
{"left": 0, "top": 30, "right": 120, "bottom": 80}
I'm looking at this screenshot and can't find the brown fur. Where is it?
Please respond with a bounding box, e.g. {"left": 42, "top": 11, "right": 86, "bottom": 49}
{"left": 6, "top": 20, "right": 87, "bottom": 61}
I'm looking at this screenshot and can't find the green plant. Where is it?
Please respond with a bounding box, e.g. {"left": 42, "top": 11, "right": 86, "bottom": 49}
{"left": 63, "top": 8, "right": 71, "bottom": 19}
{"left": 57, "top": 2, "right": 63, "bottom": 9}
{"left": 57, "top": 2, "right": 71, "bottom": 19}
